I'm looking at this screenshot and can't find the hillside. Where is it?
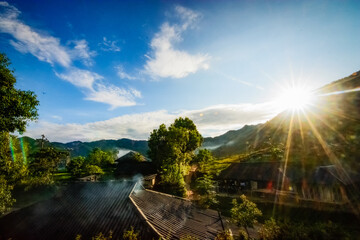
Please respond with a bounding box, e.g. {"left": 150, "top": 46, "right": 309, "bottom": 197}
{"left": 206, "top": 71, "right": 360, "bottom": 172}
{"left": 20, "top": 137, "right": 149, "bottom": 157}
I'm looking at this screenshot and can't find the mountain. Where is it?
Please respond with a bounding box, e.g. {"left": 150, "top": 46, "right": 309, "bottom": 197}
{"left": 20, "top": 137, "right": 149, "bottom": 158}
{"left": 204, "top": 71, "right": 360, "bottom": 172}
{"left": 202, "top": 124, "right": 262, "bottom": 157}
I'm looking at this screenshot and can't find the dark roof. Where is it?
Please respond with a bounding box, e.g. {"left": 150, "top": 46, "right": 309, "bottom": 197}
{"left": 115, "top": 151, "right": 150, "bottom": 162}
{"left": 310, "top": 165, "right": 351, "bottom": 185}
{"left": 218, "top": 162, "right": 284, "bottom": 182}
{"left": 0, "top": 181, "right": 158, "bottom": 240}
{"left": 115, "top": 159, "right": 156, "bottom": 177}
{"left": 130, "top": 185, "right": 224, "bottom": 240}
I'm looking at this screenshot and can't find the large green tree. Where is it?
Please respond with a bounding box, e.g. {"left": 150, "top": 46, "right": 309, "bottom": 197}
{"left": 148, "top": 117, "right": 203, "bottom": 196}
{"left": 0, "top": 53, "right": 39, "bottom": 213}
{"left": 0, "top": 53, "right": 39, "bottom": 133}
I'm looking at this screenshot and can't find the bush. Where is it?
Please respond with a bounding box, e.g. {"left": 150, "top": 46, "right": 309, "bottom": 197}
{"left": 215, "top": 230, "right": 233, "bottom": 240}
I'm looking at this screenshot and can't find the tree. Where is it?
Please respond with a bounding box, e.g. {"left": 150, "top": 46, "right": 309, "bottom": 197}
{"left": 231, "top": 194, "right": 262, "bottom": 237}
{"left": 195, "top": 175, "right": 218, "bottom": 208}
{"left": 192, "top": 149, "right": 214, "bottom": 174}
{"left": 27, "top": 147, "right": 68, "bottom": 187}
{"left": 0, "top": 52, "right": 39, "bottom": 213}
{"left": 148, "top": 117, "right": 203, "bottom": 197}
{"left": 87, "top": 148, "right": 114, "bottom": 168}
{"left": 85, "top": 165, "right": 104, "bottom": 176}
{"left": 67, "top": 156, "right": 86, "bottom": 177}
{"left": 0, "top": 53, "right": 39, "bottom": 133}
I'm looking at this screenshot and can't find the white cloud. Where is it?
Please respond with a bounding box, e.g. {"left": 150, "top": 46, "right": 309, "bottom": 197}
{"left": 86, "top": 83, "right": 141, "bottom": 109}
{"left": 70, "top": 39, "right": 96, "bottom": 66}
{"left": 0, "top": 2, "right": 71, "bottom": 67}
{"left": 25, "top": 103, "right": 279, "bottom": 142}
{"left": 55, "top": 68, "right": 141, "bottom": 109}
{"left": 144, "top": 6, "right": 209, "bottom": 79}
{"left": 115, "top": 65, "right": 136, "bottom": 80}
{"left": 55, "top": 68, "right": 102, "bottom": 89}
{"left": 0, "top": 2, "right": 141, "bottom": 108}
{"left": 99, "top": 37, "right": 121, "bottom": 52}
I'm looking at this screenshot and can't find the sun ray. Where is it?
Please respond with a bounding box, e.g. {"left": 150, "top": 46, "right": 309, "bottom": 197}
{"left": 302, "top": 111, "right": 360, "bottom": 215}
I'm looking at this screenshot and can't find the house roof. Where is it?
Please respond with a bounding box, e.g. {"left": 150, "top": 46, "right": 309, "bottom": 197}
{"left": 218, "top": 162, "right": 285, "bottom": 182}
{"left": 310, "top": 165, "right": 351, "bottom": 185}
{"left": 0, "top": 181, "right": 158, "bottom": 240}
{"left": 130, "top": 185, "right": 224, "bottom": 240}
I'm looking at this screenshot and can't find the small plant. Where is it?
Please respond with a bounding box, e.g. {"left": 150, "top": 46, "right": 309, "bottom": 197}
{"left": 92, "top": 231, "right": 112, "bottom": 240}
{"left": 258, "top": 218, "right": 280, "bottom": 240}
{"left": 230, "top": 194, "right": 262, "bottom": 237}
{"left": 123, "top": 226, "right": 140, "bottom": 240}
{"left": 215, "top": 230, "right": 234, "bottom": 240}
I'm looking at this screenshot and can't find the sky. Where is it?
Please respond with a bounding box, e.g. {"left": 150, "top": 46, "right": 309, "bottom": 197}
{"left": 1, "top": 0, "right": 359, "bottom": 142}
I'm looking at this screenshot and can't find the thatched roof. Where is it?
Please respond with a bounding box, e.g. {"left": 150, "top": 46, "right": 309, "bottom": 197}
{"left": 130, "top": 186, "right": 224, "bottom": 240}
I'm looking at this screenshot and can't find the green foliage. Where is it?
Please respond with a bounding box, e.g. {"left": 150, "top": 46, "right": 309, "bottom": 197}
{"left": 215, "top": 230, "right": 234, "bottom": 240}
{"left": 0, "top": 53, "right": 39, "bottom": 133}
{"left": 87, "top": 148, "right": 114, "bottom": 168}
{"left": 123, "top": 226, "right": 139, "bottom": 240}
{"left": 28, "top": 147, "right": 67, "bottom": 176}
{"left": 67, "top": 156, "right": 86, "bottom": 176}
{"left": 231, "top": 195, "right": 262, "bottom": 236}
{"left": 26, "top": 147, "right": 68, "bottom": 188}
{"left": 92, "top": 231, "right": 113, "bottom": 240}
{"left": 153, "top": 180, "right": 187, "bottom": 197}
{"left": 133, "top": 152, "right": 145, "bottom": 162}
{"left": 192, "top": 149, "right": 214, "bottom": 174}
{"left": 179, "top": 235, "right": 199, "bottom": 240}
{"left": 85, "top": 165, "right": 104, "bottom": 175}
{"left": 195, "top": 175, "right": 218, "bottom": 208}
{"left": 148, "top": 117, "right": 202, "bottom": 196}
{"left": 238, "top": 229, "right": 249, "bottom": 240}
{"left": 0, "top": 133, "right": 28, "bottom": 185}
{"left": 258, "top": 218, "right": 280, "bottom": 240}
{"left": 0, "top": 177, "right": 15, "bottom": 214}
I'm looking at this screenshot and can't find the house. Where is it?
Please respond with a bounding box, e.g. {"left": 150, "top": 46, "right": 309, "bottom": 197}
{"left": 142, "top": 174, "right": 157, "bottom": 188}
{"left": 130, "top": 184, "right": 225, "bottom": 239}
{"left": 217, "top": 162, "right": 291, "bottom": 194}
{"left": 304, "top": 165, "right": 351, "bottom": 203}
{"left": 0, "top": 181, "right": 224, "bottom": 240}
{"left": 115, "top": 151, "right": 156, "bottom": 177}
{"left": 0, "top": 181, "right": 157, "bottom": 240}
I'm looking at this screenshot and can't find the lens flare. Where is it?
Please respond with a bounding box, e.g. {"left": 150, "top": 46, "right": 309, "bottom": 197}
{"left": 20, "top": 137, "right": 27, "bottom": 164}
{"left": 276, "top": 86, "right": 315, "bottom": 111}
{"left": 9, "top": 136, "right": 16, "bottom": 162}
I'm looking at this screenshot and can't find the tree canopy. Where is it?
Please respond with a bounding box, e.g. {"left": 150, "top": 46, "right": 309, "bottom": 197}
{"left": 0, "top": 53, "right": 39, "bottom": 213}
{"left": 0, "top": 53, "right": 39, "bottom": 133}
{"left": 148, "top": 117, "right": 203, "bottom": 196}
{"left": 231, "top": 194, "right": 262, "bottom": 237}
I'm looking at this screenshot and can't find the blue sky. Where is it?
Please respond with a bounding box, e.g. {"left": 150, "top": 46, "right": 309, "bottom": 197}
{"left": 1, "top": 0, "right": 359, "bottom": 142}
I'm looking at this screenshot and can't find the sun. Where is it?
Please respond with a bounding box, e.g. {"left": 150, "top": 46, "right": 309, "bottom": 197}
{"left": 275, "top": 86, "right": 315, "bottom": 111}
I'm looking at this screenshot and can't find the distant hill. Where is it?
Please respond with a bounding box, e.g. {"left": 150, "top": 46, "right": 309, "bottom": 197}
{"left": 20, "top": 137, "right": 149, "bottom": 158}
{"left": 202, "top": 124, "right": 261, "bottom": 158}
